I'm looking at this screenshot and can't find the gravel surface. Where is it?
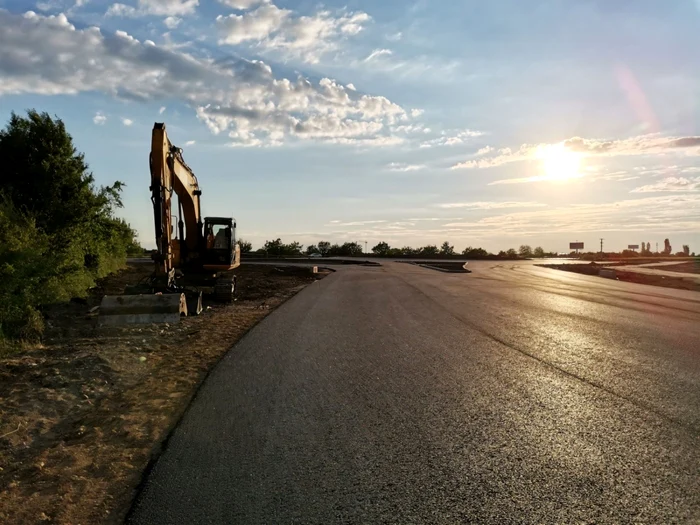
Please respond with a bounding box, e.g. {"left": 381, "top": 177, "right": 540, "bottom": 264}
{"left": 129, "top": 261, "right": 700, "bottom": 524}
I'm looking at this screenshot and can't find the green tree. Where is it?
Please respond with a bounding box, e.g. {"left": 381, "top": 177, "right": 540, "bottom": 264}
{"left": 439, "top": 241, "right": 455, "bottom": 255}
{"left": 519, "top": 245, "right": 533, "bottom": 258}
{"left": 318, "top": 241, "right": 331, "bottom": 257}
{"left": 420, "top": 245, "right": 439, "bottom": 256}
{"left": 533, "top": 246, "right": 545, "bottom": 258}
{"left": 0, "top": 111, "right": 139, "bottom": 341}
{"left": 305, "top": 244, "right": 319, "bottom": 255}
{"left": 463, "top": 247, "right": 490, "bottom": 258}
{"left": 372, "top": 241, "right": 391, "bottom": 256}
{"left": 238, "top": 239, "right": 253, "bottom": 253}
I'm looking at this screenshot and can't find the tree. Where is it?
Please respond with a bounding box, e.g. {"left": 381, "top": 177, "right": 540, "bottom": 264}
{"left": 317, "top": 241, "right": 331, "bottom": 257}
{"left": 372, "top": 241, "right": 391, "bottom": 256}
{"left": 238, "top": 239, "right": 253, "bottom": 253}
{"left": 400, "top": 246, "right": 418, "bottom": 256}
{"left": 506, "top": 248, "right": 518, "bottom": 258}
{"left": 0, "top": 110, "right": 139, "bottom": 340}
{"left": 420, "top": 245, "right": 439, "bottom": 256}
{"left": 463, "top": 247, "right": 489, "bottom": 258}
{"left": 305, "top": 244, "right": 319, "bottom": 255}
{"left": 262, "top": 238, "right": 303, "bottom": 256}
{"left": 518, "top": 245, "right": 533, "bottom": 258}
{"left": 439, "top": 241, "right": 455, "bottom": 255}
{"left": 533, "top": 246, "right": 545, "bottom": 258}
{"left": 663, "top": 238, "right": 672, "bottom": 255}
{"left": 683, "top": 245, "right": 690, "bottom": 256}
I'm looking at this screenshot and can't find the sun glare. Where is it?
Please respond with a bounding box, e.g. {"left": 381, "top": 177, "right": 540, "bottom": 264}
{"left": 538, "top": 144, "right": 582, "bottom": 181}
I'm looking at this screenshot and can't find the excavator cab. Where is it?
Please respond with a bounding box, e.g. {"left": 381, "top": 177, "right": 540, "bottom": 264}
{"left": 203, "top": 217, "right": 240, "bottom": 271}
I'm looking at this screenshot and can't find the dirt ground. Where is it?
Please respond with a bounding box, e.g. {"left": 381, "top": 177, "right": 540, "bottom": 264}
{"left": 648, "top": 261, "right": 700, "bottom": 275}
{"left": 0, "top": 262, "right": 328, "bottom": 524}
{"left": 538, "top": 263, "right": 699, "bottom": 292}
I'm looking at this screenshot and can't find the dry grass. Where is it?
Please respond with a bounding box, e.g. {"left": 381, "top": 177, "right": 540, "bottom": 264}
{"left": 0, "top": 263, "right": 328, "bottom": 524}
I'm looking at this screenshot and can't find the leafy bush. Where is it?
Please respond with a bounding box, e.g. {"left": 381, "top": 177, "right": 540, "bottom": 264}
{"left": 0, "top": 110, "right": 140, "bottom": 341}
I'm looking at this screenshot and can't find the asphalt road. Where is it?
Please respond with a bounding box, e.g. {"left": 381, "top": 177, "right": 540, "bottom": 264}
{"left": 129, "top": 261, "right": 700, "bottom": 524}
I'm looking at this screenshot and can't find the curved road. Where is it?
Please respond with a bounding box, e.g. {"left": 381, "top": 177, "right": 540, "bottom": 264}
{"left": 129, "top": 261, "right": 700, "bottom": 524}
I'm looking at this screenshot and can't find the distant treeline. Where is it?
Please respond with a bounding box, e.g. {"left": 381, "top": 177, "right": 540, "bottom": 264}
{"left": 239, "top": 239, "right": 559, "bottom": 259}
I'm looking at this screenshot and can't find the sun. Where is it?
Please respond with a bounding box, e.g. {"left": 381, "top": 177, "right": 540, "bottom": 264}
{"left": 538, "top": 143, "right": 582, "bottom": 181}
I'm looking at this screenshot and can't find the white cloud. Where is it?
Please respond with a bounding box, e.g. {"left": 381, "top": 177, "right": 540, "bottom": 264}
{"left": 420, "top": 129, "right": 483, "bottom": 148}
{"left": 163, "top": 16, "right": 181, "bottom": 28}
{"left": 439, "top": 195, "right": 700, "bottom": 236}
{"left": 438, "top": 201, "right": 546, "bottom": 210}
{"left": 218, "top": 0, "right": 267, "bottom": 9}
{"left": 184, "top": 140, "right": 196, "bottom": 146}
{"left": 334, "top": 220, "right": 387, "bottom": 226}
{"left": 386, "top": 162, "right": 425, "bottom": 172}
{"left": 452, "top": 134, "right": 700, "bottom": 170}
{"left": 216, "top": 4, "right": 371, "bottom": 64}
{"left": 631, "top": 176, "right": 700, "bottom": 193}
{"left": 346, "top": 83, "right": 356, "bottom": 91}
{"left": 216, "top": 3, "right": 288, "bottom": 45}
{"left": 0, "top": 10, "right": 410, "bottom": 148}
{"left": 364, "top": 48, "right": 392, "bottom": 62}
{"left": 476, "top": 146, "right": 493, "bottom": 156}
{"left": 121, "top": 117, "right": 133, "bottom": 126}
{"left": 93, "top": 111, "right": 107, "bottom": 125}
{"left": 107, "top": 0, "right": 198, "bottom": 17}
{"left": 159, "top": 106, "right": 166, "bottom": 114}
{"left": 386, "top": 31, "right": 402, "bottom": 42}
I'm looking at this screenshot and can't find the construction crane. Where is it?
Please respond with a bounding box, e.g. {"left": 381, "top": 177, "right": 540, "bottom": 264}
{"left": 99, "top": 123, "right": 240, "bottom": 325}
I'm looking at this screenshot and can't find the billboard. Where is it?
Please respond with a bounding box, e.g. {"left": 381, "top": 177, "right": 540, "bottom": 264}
{"left": 569, "top": 242, "right": 584, "bottom": 250}
{"left": 628, "top": 244, "right": 640, "bottom": 250}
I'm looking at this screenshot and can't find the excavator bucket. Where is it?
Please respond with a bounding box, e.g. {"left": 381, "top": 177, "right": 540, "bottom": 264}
{"left": 98, "top": 293, "right": 188, "bottom": 326}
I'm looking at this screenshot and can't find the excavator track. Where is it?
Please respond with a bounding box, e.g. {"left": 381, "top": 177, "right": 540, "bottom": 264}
{"left": 214, "top": 275, "right": 236, "bottom": 303}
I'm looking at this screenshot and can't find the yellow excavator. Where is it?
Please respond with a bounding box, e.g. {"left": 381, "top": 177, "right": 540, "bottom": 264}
{"left": 100, "top": 123, "right": 240, "bottom": 325}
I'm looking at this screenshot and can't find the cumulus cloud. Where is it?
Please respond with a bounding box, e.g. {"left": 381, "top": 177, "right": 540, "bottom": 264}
{"left": 93, "top": 111, "right": 107, "bottom": 125}
{"left": 476, "top": 146, "right": 493, "bottom": 156}
{"left": 437, "top": 201, "right": 546, "bottom": 210}
{"left": 121, "top": 117, "right": 133, "bottom": 126}
{"left": 386, "top": 162, "right": 425, "bottom": 172}
{"left": 218, "top": 0, "right": 266, "bottom": 9}
{"left": 107, "top": 0, "right": 198, "bottom": 17}
{"left": 0, "top": 10, "right": 411, "bottom": 147}
{"left": 163, "top": 16, "right": 181, "bottom": 28}
{"left": 452, "top": 134, "right": 700, "bottom": 170}
{"left": 420, "top": 129, "right": 483, "bottom": 148}
{"left": 216, "top": 3, "right": 287, "bottom": 45}
{"left": 216, "top": 3, "right": 370, "bottom": 64}
{"left": 631, "top": 176, "right": 700, "bottom": 193}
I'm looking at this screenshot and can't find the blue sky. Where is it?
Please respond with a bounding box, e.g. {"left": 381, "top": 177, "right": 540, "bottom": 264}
{"left": 1, "top": 0, "right": 699, "bottom": 253}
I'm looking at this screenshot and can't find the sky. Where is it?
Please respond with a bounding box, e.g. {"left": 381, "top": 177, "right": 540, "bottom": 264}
{"left": 0, "top": 0, "right": 699, "bottom": 253}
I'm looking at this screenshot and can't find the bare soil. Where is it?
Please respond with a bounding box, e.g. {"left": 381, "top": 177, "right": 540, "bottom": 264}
{"left": 647, "top": 261, "right": 700, "bottom": 275}
{"left": 538, "top": 263, "right": 699, "bottom": 292}
{"left": 0, "top": 262, "right": 328, "bottom": 524}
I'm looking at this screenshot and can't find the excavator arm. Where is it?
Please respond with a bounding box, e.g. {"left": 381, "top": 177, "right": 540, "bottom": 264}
{"left": 150, "top": 122, "right": 203, "bottom": 276}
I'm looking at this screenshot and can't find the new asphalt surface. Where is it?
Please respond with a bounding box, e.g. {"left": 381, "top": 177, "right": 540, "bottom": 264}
{"left": 129, "top": 261, "right": 700, "bottom": 524}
